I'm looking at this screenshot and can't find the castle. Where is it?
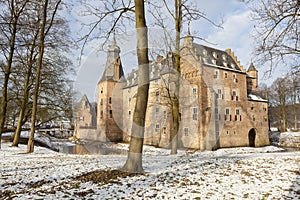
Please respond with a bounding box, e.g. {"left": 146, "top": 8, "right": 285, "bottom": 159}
{"left": 74, "top": 35, "right": 269, "bottom": 150}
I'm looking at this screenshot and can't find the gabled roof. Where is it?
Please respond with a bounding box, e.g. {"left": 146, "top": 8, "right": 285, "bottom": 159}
{"left": 192, "top": 43, "right": 244, "bottom": 72}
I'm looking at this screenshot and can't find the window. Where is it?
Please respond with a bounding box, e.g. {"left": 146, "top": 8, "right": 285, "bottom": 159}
{"left": 109, "top": 97, "right": 112, "bottom": 104}
{"left": 109, "top": 110, "right": 113, "bottom": 118}
{"left": 214, "top": 70, "right": 219, "bottom": 79}
{"left": 226, "top": 108, "right": 230, "bottom": 115}
{"left": 226, "top": 130, "right": 230, "bottom": 135}
{"left": 192, "top": 88, "right": 197, "bottom": 95}
{"left": 155, "top": 124, "right": 160, "bottom": 132}
{"left": 224, "top": 72, "right": 228, "bottom": 79}
{"left": 225, "top": 108, "right": 230, "bottom": 121}
{"left": 101, "top": 87, "right": 103, "bottom": 94}
{"left": 233, "top": 74, "right": 237, "bottom": 83}
{"left": 129, "top": 110, "right": 131, "bottom": 116}
{"left": 100, "top": 111, "right": 103, "bottom": 119}
{"left": 163, "top": 110, "right": 167, "bottom": 119}
{"left": 212, "top": 52, "right": 217, "bottom": 58}
{"left": 235, "top": 109, "right": 240, "bottom": 120}
{"left": 156, "top": 106, "right": 159, "bottom": 113}
{"left": 79, "top": 116, "right": 84, "bottom": 121}
{"left": 100, "top": 99, "right": 103, "bottom": 105}
{"left": 193, "top": 107, "right": 198, "bottom": 120}
{"left": 163, "top": 127, "right": 167, "bottom": 134}
{"left": 184, "top": 128, "right": 189, "bottom": 136}
{"left": 222, "top": 54, "right": 227, "bottom": 61}
{"left": 234, "top": 130, "right": 237, "bottom": 135}
{"left": 232, "top": 91, "right": 236, "bottom": 97}
{"left": 218, "top": 89, "right": 222, "bottom": 99}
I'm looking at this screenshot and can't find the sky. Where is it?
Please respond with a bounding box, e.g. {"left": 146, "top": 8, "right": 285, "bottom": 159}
{"left": 70, "top": 0, "right": 288, "bottom": 102}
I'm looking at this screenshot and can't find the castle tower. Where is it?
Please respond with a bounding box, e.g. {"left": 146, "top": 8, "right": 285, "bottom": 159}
{"left": 247, "top": 63, "right": 258, "bottom": 93}
{"left": 97, "top": 38, "right": 125, "bottom": 142}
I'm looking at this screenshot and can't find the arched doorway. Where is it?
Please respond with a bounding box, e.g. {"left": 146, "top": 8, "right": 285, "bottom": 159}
{"left": 248, "top": 128, "right": 256, "bottom": 147}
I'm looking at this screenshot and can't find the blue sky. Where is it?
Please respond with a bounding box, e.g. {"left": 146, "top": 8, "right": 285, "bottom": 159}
{"left": 71, "top": 0, "right": 287, "bottom": 101}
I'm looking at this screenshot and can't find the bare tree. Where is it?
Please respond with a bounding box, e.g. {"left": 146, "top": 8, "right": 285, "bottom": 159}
{"left": 27, "top": 0, "right": 63, "bottom": 153}
{"left": 270, "top": 77, "right": 290, "bottom": 131}
{"left": 12, "top": 4, "right": 40, "bottom": 146}
{"left": 121, "top": 0, "right": 149, "bottom": 173}
{"left": 0, "top": 0, "right": 29, "bottom": 148}
{"left": 250, "top": 0, "right": 300, "bottom": 72}
{"left": 289, "top": 71, "right": 300, "bottom": 130}
{"left": 148, "top": 0, "right": 221, "bottom": 154}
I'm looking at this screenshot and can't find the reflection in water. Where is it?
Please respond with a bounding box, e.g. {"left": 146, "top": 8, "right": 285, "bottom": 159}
{"left": 58, "top": 142, "right": 127, "bottom": 155}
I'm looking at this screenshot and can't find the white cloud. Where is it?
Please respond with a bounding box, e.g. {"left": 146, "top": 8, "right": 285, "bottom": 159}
{"left": 205, "top": 10, "right": 255, "bottom": 68}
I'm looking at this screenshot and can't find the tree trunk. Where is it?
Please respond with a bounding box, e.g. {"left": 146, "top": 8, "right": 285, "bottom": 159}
{"left": 0, "top": 1, "right": 19, "bottom": 149}
{"left": 293, "top": 80, "right": 297, "bottom": 130}
{"left": 122, "top": 0, "right": 149, "bottom": 173}
{"left": 12, "top": 28, "right": 39, "bottom": 147}
{"left": 170, "top": 0, "right": 182, "bottom": 155}
{"left": 27, "top": 0, "right": 49, "bottom": 153}
{"left": 280, "top": 95, "right": 287, "bottom": 132}
{"left": 12, "top": 67, "right": 32, "bottom": 147}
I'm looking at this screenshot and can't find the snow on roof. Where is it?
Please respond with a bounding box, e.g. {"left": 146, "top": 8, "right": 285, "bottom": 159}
{"left": 248, "top": 94, "right": 268, "bottom": 102}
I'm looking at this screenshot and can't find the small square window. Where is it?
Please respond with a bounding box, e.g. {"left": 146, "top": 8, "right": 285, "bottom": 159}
{"left": 156, "top": 107, "right": 159, "bottom": 113}
{"left": 155, "top": 124, "right": 160, "bottom": 132}
{"left": 192, "top": 88, "right": 197, "bottom": 95}
{"left": 232, "top": 91, "right": 236, "bottom": 97}
{"left": 225, "top": 108, "right": 230, "bottom": 115}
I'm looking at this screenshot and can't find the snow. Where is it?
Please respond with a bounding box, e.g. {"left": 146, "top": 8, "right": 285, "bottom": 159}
{"left": 248, "top": 94, "right": 268, "bottom": 102}
{"left": 1, "top": 141, "right": 299, "bottom": 199}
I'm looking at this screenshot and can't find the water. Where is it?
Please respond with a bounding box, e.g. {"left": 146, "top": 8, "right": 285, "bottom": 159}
{"left": 56, "top": 142, "right": 127, "bottom": 155}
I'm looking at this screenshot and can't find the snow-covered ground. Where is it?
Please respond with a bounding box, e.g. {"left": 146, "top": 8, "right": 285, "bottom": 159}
{"left": 1, "top": 141, "right": 299, "bottom": 199}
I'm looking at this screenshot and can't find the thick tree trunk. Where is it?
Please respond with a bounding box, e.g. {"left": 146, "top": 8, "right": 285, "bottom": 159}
{"left": 170, "top": 0, "right": 182, "bottom": 155}
{"left": 122, "top": 0, "right": 149, "bottom": 173}
{"left": 27, "top": 0, "right": 49, "bottom": 153}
